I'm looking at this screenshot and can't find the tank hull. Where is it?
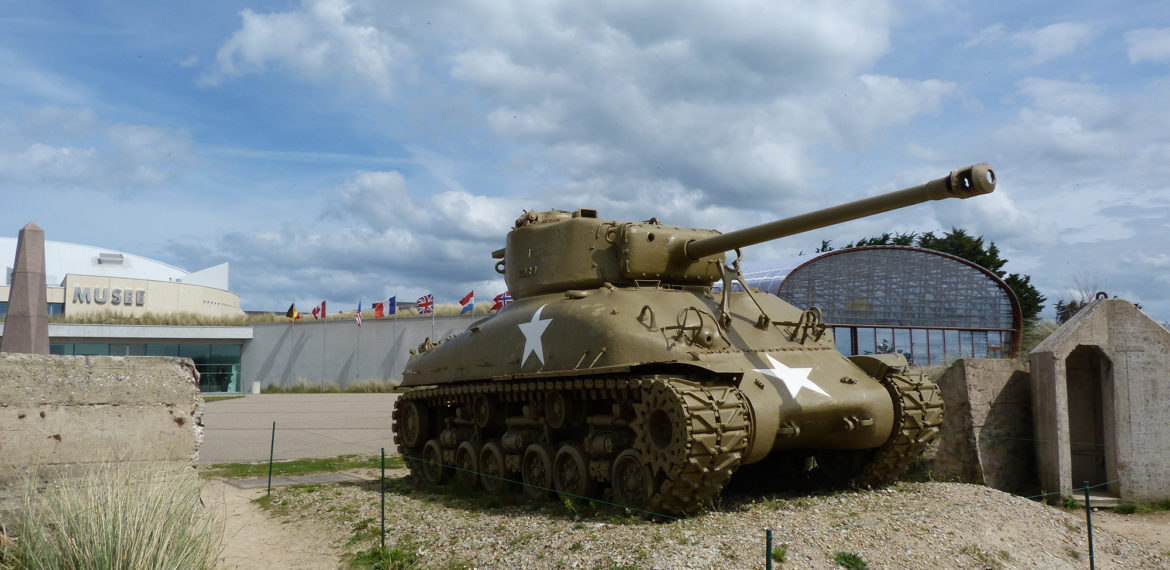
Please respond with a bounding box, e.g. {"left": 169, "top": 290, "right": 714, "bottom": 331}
{"left": 394, "top": 285, "right": 943, "bottom": 514}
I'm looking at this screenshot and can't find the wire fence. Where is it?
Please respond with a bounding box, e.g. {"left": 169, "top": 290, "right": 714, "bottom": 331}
{"left": 225, "top": 420, "right": 1164, "bottom": 568}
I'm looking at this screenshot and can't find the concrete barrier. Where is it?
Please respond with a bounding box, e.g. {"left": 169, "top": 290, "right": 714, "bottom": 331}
{"left": 0, "top": 353, "right": 204, "bottom": 482}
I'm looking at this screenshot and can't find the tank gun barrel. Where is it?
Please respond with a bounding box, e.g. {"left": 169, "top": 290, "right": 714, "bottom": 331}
{"left": 684, "top": 163, "right": 996, "bottom": 261}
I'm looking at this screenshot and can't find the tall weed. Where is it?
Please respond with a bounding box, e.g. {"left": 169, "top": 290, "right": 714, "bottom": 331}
{"left": 1, "top": 461, "right": 223, "bottom": 570}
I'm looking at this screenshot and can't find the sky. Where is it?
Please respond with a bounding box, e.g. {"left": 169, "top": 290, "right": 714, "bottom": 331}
{"left": 2, "top": 1, "right": 1169, "bottom": 324}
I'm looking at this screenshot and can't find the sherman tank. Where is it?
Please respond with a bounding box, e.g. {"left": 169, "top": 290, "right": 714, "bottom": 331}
{"left": 392, "top": 163, "right": 996, "bottom": 515}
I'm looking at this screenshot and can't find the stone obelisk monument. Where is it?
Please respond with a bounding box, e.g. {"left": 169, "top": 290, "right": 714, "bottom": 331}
{"left": 1, "top": 222, "right": 49, "bottom": 354}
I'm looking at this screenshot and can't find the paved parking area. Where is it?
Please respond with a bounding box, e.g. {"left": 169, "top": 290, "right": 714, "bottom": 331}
{"left": 199, "top": 393, "right": 400, "bottom": 465}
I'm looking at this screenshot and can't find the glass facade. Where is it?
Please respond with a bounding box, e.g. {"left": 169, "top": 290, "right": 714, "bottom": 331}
{"left": 0, "top": 302, "right": 65, "bottom": 317}
{"left": 736, "top": 246, "right": 1022, "bottom": 368}
{"left": 49, "top": 342, "right": 242, "bottom": 393}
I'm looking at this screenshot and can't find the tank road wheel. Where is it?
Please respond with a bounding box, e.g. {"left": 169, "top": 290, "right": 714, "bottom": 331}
{"left": 521, "top": 444, "right": 555, "bottom": 500}
{"left": 417, "top": 439, "right": 447, "bottom": 486}
{"left": 611, "top": 450, "right": 654, "bottom": 512}
{"left": 553, "top": 444, "right": 595, "bottom": 499}
{"left": 479, "top": 441, "right": 513, "bottom": 494}
{"left": 454, "top": 441, "right": 481, "bottom": 489}
{"left": 396, "top": 399, "right": 430, "bottom": 449}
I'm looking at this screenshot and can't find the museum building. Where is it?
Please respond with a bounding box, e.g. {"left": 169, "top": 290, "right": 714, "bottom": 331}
{"left": 729, "top": 246, "right": 1023, "bottom": 366}
{"left": 0, "top": 238, "right": 250, "bottom": 393}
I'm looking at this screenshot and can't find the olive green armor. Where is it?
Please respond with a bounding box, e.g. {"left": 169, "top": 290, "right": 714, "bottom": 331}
{"left": 393, "top": 164, "right": 996, "bottom": 515}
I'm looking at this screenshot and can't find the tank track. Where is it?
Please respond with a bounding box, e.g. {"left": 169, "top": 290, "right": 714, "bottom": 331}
{"left": 391, "top": 375, "right": 751, "bottom": 516}
{"left": 856, "top": 368, "right": 944, "bottom": 487}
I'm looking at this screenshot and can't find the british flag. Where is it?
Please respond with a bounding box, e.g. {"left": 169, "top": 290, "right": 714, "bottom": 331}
{"left": 416, "top": 293, "right": 434, "bottom": 314}
{"left": 490, "top": 291, "right": 513, "bottom": 311}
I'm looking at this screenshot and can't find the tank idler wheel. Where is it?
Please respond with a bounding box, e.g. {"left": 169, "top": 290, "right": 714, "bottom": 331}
{"left": 521, "top": 443, "right": 555, "bottom": 500}
{"left": 418, "top": 439, "right": 447, "bottom": 486}
{"left": 397, "top": 400, "right": 430, "bottom": 449}
{"left": 611, "top": 450, "right": 654, "bottom": 512}
{"left": 553, "top": 444, "right": 595, "bottom": 500}
{"left": 479, "top": 441, "right": 514, "bottom": 494}
{"left": 454, "top": 441, "right": 481, "bottom": 489}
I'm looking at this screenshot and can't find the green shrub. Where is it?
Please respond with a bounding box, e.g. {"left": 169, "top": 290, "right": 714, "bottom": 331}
{"left": 833, "top": 551, "right": 869, "bottom": 570}
{"left": 1, "top": 462, "right": 222, "bottom": 569}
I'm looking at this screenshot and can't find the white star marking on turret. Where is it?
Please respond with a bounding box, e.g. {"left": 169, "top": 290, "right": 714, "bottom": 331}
{"left": 754, "top": 354, "right": 830, "bottom": 400}
{"left": 518, "top": 305, "right": 552, "bottom": 366}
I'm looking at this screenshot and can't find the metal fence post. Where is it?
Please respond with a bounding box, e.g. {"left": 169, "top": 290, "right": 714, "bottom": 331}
{"left": 766, "top": 528, "right": 773, "bottom": 570}
{"left": 381, "top": 448, "right": 386, "bottom": 550}
{"left": 267, "top": 421, "right": 276, "bottom": 496}
{"left": 1083, "top": 481, "right": 1095, "bottom": 570}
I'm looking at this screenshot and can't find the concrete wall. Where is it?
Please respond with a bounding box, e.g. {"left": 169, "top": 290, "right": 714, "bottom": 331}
{"left": 0, "top": 353, "right": 204, "bottom": 482}
{"left": 244, "top": 314, "right": 477, "bottom": 388}
{"left": 1030, "top": 299, "right": 1170, "bottom": 502}
{"left": 929, "top": 358, "right": 1037, "bottom": 493}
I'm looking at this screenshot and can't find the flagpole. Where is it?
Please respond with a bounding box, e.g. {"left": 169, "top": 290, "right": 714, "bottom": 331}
{"left": 391, "top": 299, "right": 397, "bottom": 385}
{"left": 321, "top": 302, "right": 326, "bottom": 390}
{"left": 356, "top": 297, "right": 361, "bottom": 385}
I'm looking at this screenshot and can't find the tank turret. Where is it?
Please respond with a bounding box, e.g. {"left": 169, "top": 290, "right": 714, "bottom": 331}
{"left": 394, "top": 163, "right": 996, "bottom": 516}
{"left": 496, "top": 163, "right": 994, "bottom": 298}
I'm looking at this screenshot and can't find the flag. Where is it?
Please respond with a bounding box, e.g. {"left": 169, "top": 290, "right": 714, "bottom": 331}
{"left": 286, "top": 303, "right": 301, "bottom": 321}
{"left": 417, "top": 293, "right": 434, "bottom": 314}
{"left": 459, "top": 290, "right": 474, "bottom": 315}
{"left": 356, "top": 300, "right": 362, "bottom": 327}
{"left": 311, "top": 300, "right": 326, "bottom": 320}
{"left": 387, "top": 296, "right": 396, "bottom": 315}
{"left": 373, "top": 301, "right": 385, "bottom": 318}
{"left": 491, "top": 291, "right": 513, "bottom": 311}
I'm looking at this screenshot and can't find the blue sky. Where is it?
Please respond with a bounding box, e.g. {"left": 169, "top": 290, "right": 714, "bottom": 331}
{"left": 2, "top": 1, "right": 1169, "bottom": 324}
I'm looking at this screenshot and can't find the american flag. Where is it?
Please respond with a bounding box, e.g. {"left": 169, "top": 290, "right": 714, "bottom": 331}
{"left": 491, "top": 291, "right": 513, "bottom": 311}
{"left": 355, "top": 300, "right": 362, "bottom": 327}
{"left": 417, "top": 293, "right": 434, "bottom": 314}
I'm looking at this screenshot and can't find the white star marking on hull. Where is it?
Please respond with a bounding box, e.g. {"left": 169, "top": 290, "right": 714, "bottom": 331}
{"left": 518, "top": 305, "right": 552, "bottom": 367}
{"left": 754, "top": 353, "right": 830, "bottom": 400}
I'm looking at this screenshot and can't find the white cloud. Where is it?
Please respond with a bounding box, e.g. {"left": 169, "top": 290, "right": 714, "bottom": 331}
{"left": 0, "top": 106, "right": 194, "bottom": 188}
{"left": 964, "top": 22, "right": 1094, "bottom": 65}
{"left": 1126, "top": 27, "right": 1170, "bottom": 64}
{"left": 203, "top": 0, "right": 403, "bottom": 96}
{"left": 1016, "top": 22, "right": 1093, "bottom": 64}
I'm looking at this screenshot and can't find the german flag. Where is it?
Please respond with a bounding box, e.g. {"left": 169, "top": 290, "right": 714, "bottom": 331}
{"left": 286, "top": 303, "right": 301, "bottom": 322}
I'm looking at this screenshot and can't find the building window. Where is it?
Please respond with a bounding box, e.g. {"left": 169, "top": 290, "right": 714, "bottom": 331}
{"left": 47, "top": 342, "right": 243, "bottom": 393}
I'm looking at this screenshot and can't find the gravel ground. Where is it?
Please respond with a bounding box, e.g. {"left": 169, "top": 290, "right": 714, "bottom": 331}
{"left": 261, "top": 469, "right": 1170, "bottom": 569}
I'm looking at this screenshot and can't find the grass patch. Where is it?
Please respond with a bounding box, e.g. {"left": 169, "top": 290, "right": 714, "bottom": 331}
{"left": 1114, "top": 499, "right": 1170, "bottom": 514}
{"left": 772, "top": 542, "right": 788, "bottom": 563}
{"left": 959, "top": 544, "right": 1005, "bottom": 569}
{"left": 833, "top": 551, "right": 869, "bottom": 569}
{"left": 204, "top": 394, "right": 245, "bottom": 403}
{"left": 261, "top": 379, "right": 405, "bottom": 393}
{"left": 347, "top": 535, "right": 421, "bottom": 569}
{"left": 0, "top": 461, "right": 222, "bottom": 569}
{"left": 201, "top": 454, "right": 403, "bottom": 479}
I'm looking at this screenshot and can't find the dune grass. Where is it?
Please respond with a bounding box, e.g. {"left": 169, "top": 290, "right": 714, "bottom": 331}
{"left": 0, "top": 461, "right": 223, "bottom": 570}
{"left": 261, "top": 379, "right": 404, "bottom": 394}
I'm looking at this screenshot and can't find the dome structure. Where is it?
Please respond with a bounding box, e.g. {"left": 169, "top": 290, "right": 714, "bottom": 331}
{"left": 734, "top": 246, "right": 1022, "bottom": 366}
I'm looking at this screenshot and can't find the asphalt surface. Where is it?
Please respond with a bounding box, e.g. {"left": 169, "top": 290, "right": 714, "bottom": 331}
{"left": 199, "top": 393, "right": 400, "bottom": 465}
